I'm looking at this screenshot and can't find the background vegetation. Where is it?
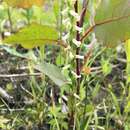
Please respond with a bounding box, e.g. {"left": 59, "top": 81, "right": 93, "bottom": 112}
{"left": 0, "top": 0, "right": 130, "bottom": 130}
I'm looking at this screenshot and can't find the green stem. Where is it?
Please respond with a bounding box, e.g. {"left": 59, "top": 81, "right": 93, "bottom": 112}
{"left": 26, "top": 8, "right": 31, "bottom": 25}
{"left": 7, "top": 7, "right": 13, "bottom": 32}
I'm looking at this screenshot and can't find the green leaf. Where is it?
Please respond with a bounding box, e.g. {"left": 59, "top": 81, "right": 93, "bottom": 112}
{"left": 101, "top": 58, "right": 112, "bottom": 76}
{"left": 35, "top": 61, "right": 69, "bottom": 87}
{"left": 125, "top": 101, "right": 130, "bottom": 113}
{"left": 2, "top": 46, "right": 37, "bottom": 61}
{"left": 53, "top": 0, "right": 60, "bottom": 19}
{"left": 56, "top": 54, "right": 65, "bottom": 66}
{"left": 94, "top": 0, "right": 130, "bottom": 47}
{"left": 3, "top": 23, "right": 59, "bottom": 49}
{"left": 125, "top": 40, "right": 130, "bottom": 62}
{"left": 125, "top": 40, "right": 130, "bottom": 83}
{"left": 4, "top": 0, "right": 45, "bottom": 9}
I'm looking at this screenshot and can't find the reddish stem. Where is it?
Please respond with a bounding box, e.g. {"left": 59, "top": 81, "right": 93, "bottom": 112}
{"left": 68, "top": 1, "right": 88, "bottom": 129}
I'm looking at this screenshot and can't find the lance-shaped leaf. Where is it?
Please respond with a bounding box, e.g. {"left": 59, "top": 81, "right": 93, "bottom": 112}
{"left": 35, "top": 61, "right": 69, "bottom": 87}
{"left": 4, "top": 0, "right": 45, "bottom": 8}
{"left": 125, "top": 40, "right": 130, "bottom": 83}
{"left": 3, "top": 24, "right": 59, "bottom": 49}
{"left": 94, "top": 0, "right": 130, "bottom": 47}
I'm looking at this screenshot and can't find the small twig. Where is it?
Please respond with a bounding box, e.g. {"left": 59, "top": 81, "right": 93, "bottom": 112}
{"left": 117, "top": 57, "right": 126, "bottom": 63}
{"left": 0, "top": 73, "right": 42, "bottom": 78}
{"left": 90, "top": 64, "right": 120, "bottom": 74}
{"left": 80, "top": 25, "right": 95, "bottom": 41}
{"left": 81, "top": 35, "right": 96, "bottom": 71}
{"left": 0, "top": 108, "right": 24, "bottom": 112}
{"left": 81, "top": 13, "right": 130, "bottom": 41}
{"left": 81, "top": 46, "right": 93, "bottom": 70}
{"left": 0, "top": 87, "right": 13, "bottom": 101}
{"left": 20, "top": 84, "right": 33, "bottom": 97}
{"left": 79, "top": 0, "right": 89, "bottom": 27}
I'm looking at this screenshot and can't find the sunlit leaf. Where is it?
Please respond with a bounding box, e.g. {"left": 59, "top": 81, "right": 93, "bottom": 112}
{"left": 4, "top": 0, "right": 45, "bottom": 8}
{"left": 125, "top": 40, "right": 130, "bottom": 62}
{"left": 125, "top": 40, "right": 130, "bottom": 83}
{"left": 3, "top": 23, "right": 59, "bottom": 49}
{"left": 94, "top": 0, "right": 130, "bottom": 47}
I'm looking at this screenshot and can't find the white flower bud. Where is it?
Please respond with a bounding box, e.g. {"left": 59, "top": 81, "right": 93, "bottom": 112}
{"left": 61, "top": 7, "right": 69, "bottom": 16}
{"left": 69, "top": 10, "right": 80, "bottom": 21}
{"left": 75, "top": 55, "right": 84, "bottom": 60}
{"left": 71, "top": 71, "right": 81, "bottom": 79}
{"left": 72, "top": 39, "right": 81, "bottom": 47}
{"left": 74, "top": 25, "right": 83, "bottom": 33}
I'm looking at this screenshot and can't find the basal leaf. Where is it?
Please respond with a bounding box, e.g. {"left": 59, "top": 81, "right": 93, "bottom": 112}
{"left": 3, "top": 24, "right": 59, "bottom": 49}
{"left": 94, "top": 0, "right": 130, "bottom": 47}
{"left": 4, "top": 0, "right": 45, "bottom": 8}
{"left": 35, "top": 61, "right": 69, "bottom": 87}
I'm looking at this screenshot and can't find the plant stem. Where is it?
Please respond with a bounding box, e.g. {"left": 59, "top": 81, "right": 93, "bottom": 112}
{"left": 74, "top": 0, "right": 81, "bottom": 95}
{"left": 59, "top": 0, "right": 63, "bottom": 40}
{"left": 75, "top": 0, "right": 87, "bottom": 94}
{"left": 26, "top": 8, "right": 31, "bottom": 25}
{"left": 68, "top": 109, "right": 75, "bottom": 130}
{"left": 68, "top": 1, "right": 88, "bottom": 129}
{"left": 68, "top": 2, "right": 80, "bottom": 129}
{"left": 7, "top": 7, "right": 13, "bottom": 33}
